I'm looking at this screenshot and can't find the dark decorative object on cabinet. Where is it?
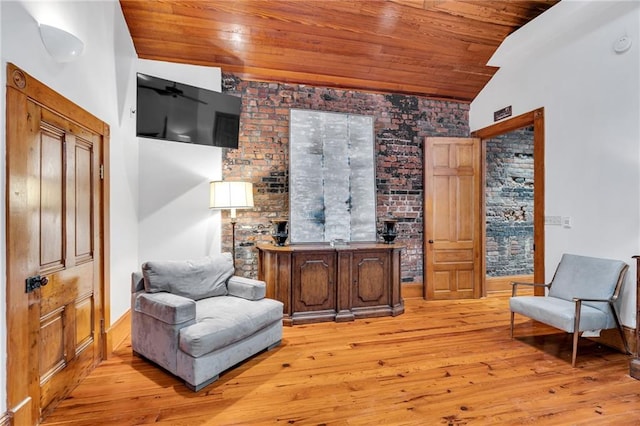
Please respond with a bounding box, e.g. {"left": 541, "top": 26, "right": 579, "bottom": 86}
{"left": 381, "top": 219, "right": 398, "bottom": 244}
{"left": 271, "top": 220, "right": 288, "bottom": 246}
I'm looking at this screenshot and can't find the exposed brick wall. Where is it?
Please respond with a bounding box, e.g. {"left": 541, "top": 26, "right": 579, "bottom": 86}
{"left": 221, "top": 73, "right": 469, "bottom": 282}
{"left": 485, "top": 126, "right": 534, "bottom": 277}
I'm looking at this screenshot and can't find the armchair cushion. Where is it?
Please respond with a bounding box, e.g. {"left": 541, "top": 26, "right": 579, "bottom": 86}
{"left": 547, "top": 254, "right": 626, "bottom": 312}
{"left": 228, "top": 276, "right": 267, "bottom": 300}
{"left": 509, "top": 295, "right": 613, "bottom": 332}
{"left": 179, "top": 297, "right": 283, "bottom": 357}
{"left": 136, "top": 292, "right": 196, "bottom": 325}
{"left": 142, "top": 253, "right": 234, "bottom": 300}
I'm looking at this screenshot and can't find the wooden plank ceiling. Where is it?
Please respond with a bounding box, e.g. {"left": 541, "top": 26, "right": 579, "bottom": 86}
{"left": 120, "top": 0, "right": 558, "bottom": 102}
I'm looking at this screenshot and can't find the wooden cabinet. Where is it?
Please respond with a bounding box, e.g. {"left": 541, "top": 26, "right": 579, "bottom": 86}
{"left": 257, "top": 243, "right": 404, "bottom": 325}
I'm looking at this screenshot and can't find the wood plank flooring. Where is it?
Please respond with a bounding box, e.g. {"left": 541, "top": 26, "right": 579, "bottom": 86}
{"left": 42, "top": 297, "right": 639, "bottom": 425}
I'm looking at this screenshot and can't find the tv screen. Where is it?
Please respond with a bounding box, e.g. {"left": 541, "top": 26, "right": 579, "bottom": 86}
{"left": 136, "top": 73, "right": 241, "bottom": 148}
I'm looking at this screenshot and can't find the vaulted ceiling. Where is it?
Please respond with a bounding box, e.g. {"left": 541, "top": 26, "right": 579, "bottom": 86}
{"left": 120, "top": 0, "right": 559, "bottom": 102}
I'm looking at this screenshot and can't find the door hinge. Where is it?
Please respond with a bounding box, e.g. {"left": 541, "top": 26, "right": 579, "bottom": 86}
{"left": 99, "top": 164, "right": 104, "bottom": 180}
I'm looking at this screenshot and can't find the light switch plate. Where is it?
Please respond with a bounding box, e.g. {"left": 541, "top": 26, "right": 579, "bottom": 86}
{"left": 545, "top": 215, "right": 562, "bottom": 226}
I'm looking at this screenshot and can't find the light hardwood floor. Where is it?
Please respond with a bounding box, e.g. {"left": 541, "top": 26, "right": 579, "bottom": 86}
{"left": 42, "top": 297, "right": 639, "bottom": 426}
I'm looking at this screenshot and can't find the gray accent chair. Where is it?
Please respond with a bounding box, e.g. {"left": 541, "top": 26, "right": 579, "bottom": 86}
{"left": 510, "top": 253, "right": 629, "bottom": 367}
{"left": 131, "top": 253, "right": 283, "bottom": 391}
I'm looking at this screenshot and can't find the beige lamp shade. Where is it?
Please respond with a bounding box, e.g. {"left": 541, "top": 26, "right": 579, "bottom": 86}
{"left": 209, "top": 181, "right": 254, "bottom": 219}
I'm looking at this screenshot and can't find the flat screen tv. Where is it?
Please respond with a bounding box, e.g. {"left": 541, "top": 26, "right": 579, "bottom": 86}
{"left": 136, "top": 73, "right": 241, "bottom": 148}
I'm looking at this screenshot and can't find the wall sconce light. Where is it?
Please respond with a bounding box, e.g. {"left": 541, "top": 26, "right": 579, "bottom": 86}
{"left": 209, "top": 181, "right": 254, "bottom": 263}
{"left": 39, "top": 23, "right": 85, "bottom": 63}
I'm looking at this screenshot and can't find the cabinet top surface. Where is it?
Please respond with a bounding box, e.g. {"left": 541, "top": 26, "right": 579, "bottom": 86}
{"left": 257, "top": 242, "right": 404, "bottom": 252}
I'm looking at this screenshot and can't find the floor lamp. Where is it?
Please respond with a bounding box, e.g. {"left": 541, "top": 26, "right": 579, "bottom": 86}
{"left": 209, "top": 181, "right": 254, "bottom": 265}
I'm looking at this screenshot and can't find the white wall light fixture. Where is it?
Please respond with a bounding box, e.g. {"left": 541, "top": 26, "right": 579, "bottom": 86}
{"left": 39, "top": 23, "right": 85, "bottom": 62}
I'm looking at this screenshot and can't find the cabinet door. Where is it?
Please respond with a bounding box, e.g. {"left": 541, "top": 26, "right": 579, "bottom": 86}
{"left": 293, "top": 252, "right": 336, "bottom": 313}
{"left": 352, "top": 251, "right": 390, "bottom": 308}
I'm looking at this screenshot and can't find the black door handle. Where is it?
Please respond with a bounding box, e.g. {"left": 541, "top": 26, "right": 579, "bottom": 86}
{"left": 25, "top": 275, "right": 49, "bottom": 293}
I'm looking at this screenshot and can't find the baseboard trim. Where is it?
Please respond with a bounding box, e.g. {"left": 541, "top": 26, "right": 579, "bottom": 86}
{"left": 402, "top": 282, "right": 423, "bottom": 299}
{"left": 402, "top": 276, "right": 536, "bottom": 298}
{"left": 630, "top": 359, "right": 640, "bottom": 379}
{"left": 6, "top": 396, "right": 31, "bottom": 426}
{"left": 486, "top": 274, "right": 534, "bottom": 294}
{"left": 105, "top": 309, "right": 131, "bottom": 357}
{"left": 0, "top": 412, "right": 12, "bottom": 426}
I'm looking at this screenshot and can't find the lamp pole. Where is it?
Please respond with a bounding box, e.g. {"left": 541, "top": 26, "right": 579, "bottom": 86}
{"left": 209, "top": 181, "right": 254, "bottom": 269}
{"left": 230, "top": 208, "right": 237, "bottom": 266}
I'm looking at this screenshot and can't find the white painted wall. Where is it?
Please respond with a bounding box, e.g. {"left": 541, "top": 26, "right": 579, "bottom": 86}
{"left": 136, "top": 59, "right": 223, "bottom": 263}
{"left": 471, "top": 1, "right": 640, "bottom": 326}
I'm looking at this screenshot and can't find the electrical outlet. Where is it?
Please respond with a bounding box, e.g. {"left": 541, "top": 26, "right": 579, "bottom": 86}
{"left": 545, "top": 215, "right": 562, "bottom": 226}
{"left": 562, "top": 216, "right": 572, "bottom": 228}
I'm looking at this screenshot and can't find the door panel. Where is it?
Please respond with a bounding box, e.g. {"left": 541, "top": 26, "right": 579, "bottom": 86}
{"left": 352, "top": 252, "right": 389, "bottom": 307}
{"left": 29, "top": 101, "right": 102, "bottom": 418}
{"left": 293, "top": 253, "right": 336, "bottom": 312}
{"left": 425, "top": 137, "right": 481, "bottom": 300}
{"left": 39, "top": 123, "right": 66, "bottom": 271}
{"left": 75, "top": 139, "right": 94, "bottom": 262}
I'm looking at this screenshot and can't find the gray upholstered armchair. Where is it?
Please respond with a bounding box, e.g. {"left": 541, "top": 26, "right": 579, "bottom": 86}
{"left": 131, "top": 253, "right": 283, "bottom": 391}
{"left": 510, "top": 253, "right": 629, "bottom": 367}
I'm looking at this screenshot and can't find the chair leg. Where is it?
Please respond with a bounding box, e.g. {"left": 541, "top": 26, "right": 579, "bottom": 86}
{"left": 610, "top": 302, "right": 630, "bottom": 354}
{"left": 572, "top": 329, "right": 580, "bottom": 367}
{"left": 510, "top": 311, "right": 515, "bottom": 339}
{"left": 572, "top": 300, "right": 582, "bottom": 367}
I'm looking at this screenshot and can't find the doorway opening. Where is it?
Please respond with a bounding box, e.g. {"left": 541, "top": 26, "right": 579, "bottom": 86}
{"left": 484, "top": 126, "right": 534, "bottom": 293}
{"left": 473, "top": 108, "right": 545, "bottom": 296}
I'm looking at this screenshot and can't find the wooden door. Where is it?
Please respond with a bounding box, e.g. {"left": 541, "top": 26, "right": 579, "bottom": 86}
{"left": 6, "top": 64, "right": 106, "bottom": 423}
{"left": 424, "top": 137, "right": 481, "bottom": 299}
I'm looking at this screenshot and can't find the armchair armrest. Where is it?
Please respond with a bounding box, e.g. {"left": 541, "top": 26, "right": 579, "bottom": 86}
{"left": 228, "top": 276, "right": 266, "bottom": 300}
{"left": 135, "top": 292, "right": 196, "bottom": 325}
{"left": 131, "top": 271, "right": 144, "bottom": 293}
{"left": 511, "top": 281, "right": 550, "bottom": 297}
{"left": 572, "top": 297, "right": 611, "bottom": 303}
